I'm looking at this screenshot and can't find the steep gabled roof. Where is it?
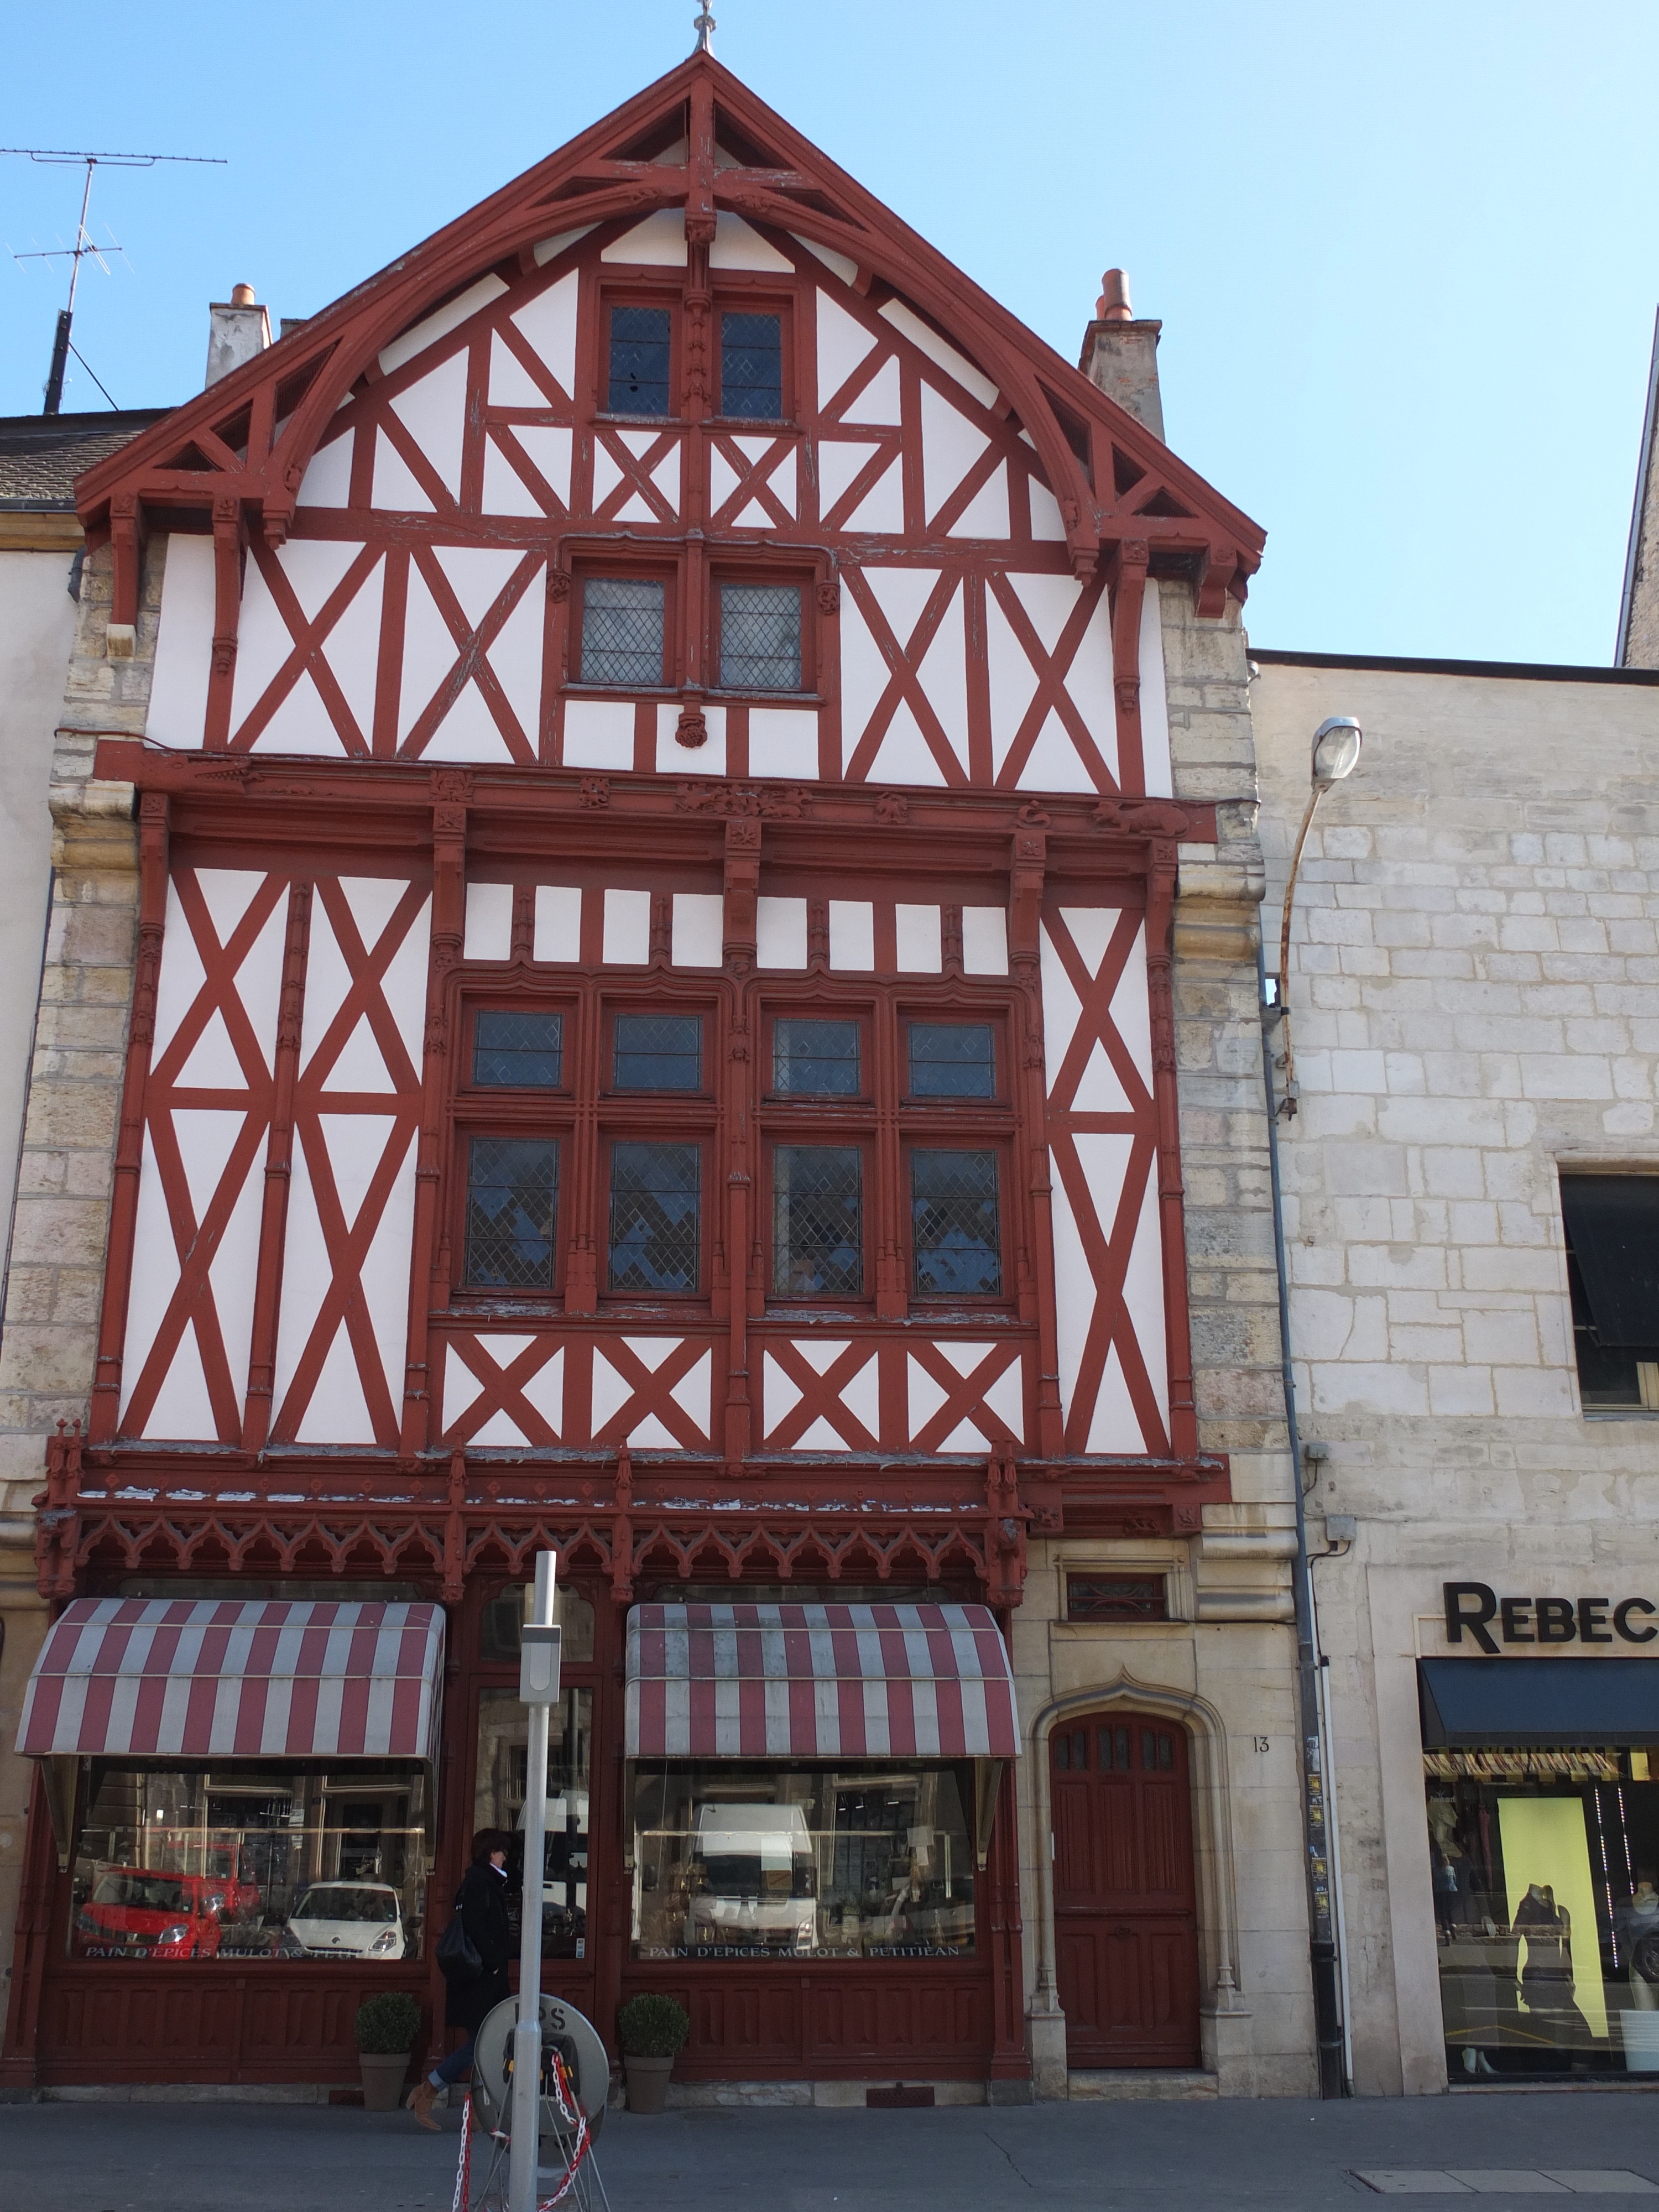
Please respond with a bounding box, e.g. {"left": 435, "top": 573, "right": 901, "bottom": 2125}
{"left": 77, "top": 52, "right": 1262, "bottom": 612}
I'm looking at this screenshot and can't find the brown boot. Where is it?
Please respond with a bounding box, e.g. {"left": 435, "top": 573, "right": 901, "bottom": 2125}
{"left": 409, "top": 2078, "right": 440, "bottom": 2130}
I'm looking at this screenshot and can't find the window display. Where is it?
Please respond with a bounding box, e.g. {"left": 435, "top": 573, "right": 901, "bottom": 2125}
{"left": 67, "top": 1766, "right": 429, "bottom": 1963}
{"left": 631, "top": 1762, "right": 975, "bottom": 1961}
{"left": 474, "top": 1686, "right": 593, "bottom": 1960}
{"left": 1426, "top": 1749, "right": 1659, "bottom": 2077}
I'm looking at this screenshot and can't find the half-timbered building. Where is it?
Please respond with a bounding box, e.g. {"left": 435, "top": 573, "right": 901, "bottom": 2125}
{"left": 0, "top": 50, "right": 1316, "bottom": 2100}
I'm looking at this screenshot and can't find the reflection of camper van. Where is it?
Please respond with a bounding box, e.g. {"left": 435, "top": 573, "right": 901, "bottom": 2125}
{"left": 687, "top": 1803, "right": 817, "bottom": 1954}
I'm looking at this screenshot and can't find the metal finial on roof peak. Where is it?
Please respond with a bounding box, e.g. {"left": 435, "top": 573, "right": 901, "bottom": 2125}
{"left": 693, "top": 7, "right": 716, "bottom": 52}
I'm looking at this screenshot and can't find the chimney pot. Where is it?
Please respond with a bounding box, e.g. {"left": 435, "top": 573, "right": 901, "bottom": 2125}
{"left": 1097, "top": 268, "right": 1133, "bottom": 323}
{"left": 1079, "top": 268, "right": 1164, "bottom": 440}
{"left": 229, "top": 282, "right": 257, "bottom": 308}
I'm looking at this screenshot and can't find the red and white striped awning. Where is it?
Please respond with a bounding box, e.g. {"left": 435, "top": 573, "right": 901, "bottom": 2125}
{"left": 625, "top": 1602, "right": 1019, "bottom": 1760}
{"left": 18, "top": 1598, "right": 445, "bottom": 1763}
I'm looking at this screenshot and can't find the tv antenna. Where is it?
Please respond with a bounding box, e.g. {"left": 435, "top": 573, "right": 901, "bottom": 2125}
{"left": 3, "top": 147, "right": 227, "bottom": 415}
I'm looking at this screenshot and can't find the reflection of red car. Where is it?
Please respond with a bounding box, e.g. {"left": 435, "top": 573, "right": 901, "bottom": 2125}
{"left": 74, "top": 1869, "right": 258, "bottom": 1960}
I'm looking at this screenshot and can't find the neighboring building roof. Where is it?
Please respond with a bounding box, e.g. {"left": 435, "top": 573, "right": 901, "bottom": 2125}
{"left": 0, "top": 409, "right": 171, "bottom": 512}
{"left": 1250, "top": 645, "right": 1659, "bottom": 687}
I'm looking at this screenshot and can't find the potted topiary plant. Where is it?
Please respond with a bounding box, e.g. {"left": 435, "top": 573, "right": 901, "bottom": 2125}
{"left": 354, "top": 1991, "right": 422, "bottom": 2112}
{"left": 615, "top": 1993, "right": 690, "bottom": 2114}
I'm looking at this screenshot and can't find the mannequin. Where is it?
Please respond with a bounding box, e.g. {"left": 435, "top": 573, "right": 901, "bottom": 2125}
{"left": 1616, "top": 1876, "right": 1659, "bottom": 2011}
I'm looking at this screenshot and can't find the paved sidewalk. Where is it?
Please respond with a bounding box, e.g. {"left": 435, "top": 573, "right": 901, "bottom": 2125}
{"left": 3, "top": 2089, "right": 1659, "bottom": 2211}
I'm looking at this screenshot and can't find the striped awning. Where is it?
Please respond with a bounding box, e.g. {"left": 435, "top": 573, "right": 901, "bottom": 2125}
{"left": 18, "top": 1598, "right": 445, "bottom": 1762}
{"left": 625, "top": 1602, "right": 1019, "bottom": 1760}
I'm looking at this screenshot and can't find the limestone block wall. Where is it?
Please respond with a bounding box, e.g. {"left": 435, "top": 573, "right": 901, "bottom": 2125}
{"left": 1251, "top": 652, "right": 1659, "bottom": 2094}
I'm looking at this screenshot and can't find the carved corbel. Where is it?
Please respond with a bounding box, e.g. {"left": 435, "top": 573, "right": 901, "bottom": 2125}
{"left": 1108, "top": 536, "right": 1149, "bottom": 791}
{"left": 211, "top": 494, "right": 246, "bottom": 682}
{"left": 108, "top": 491, "right": 148, "bottom": 641}
{"left": 1194, "top": 542, "right": 1239, "bottom": 620}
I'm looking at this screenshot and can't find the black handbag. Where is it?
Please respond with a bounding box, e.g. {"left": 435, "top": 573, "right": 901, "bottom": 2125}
{"left": 435, "top": 1896, "right": 482, "bottom": 1982}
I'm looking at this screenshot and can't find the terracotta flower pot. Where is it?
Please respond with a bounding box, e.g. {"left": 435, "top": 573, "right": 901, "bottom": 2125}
{"left": 358, "top": 2049, "right": 413, "bottom": 2111}
{"left": 623, "top": 2053, "right": 675, "bottom": 2114}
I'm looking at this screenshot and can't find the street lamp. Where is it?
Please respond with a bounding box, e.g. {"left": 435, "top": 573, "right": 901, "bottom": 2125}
{"left": 1274, "top": 716, "right": 1363, "bottom": 1115}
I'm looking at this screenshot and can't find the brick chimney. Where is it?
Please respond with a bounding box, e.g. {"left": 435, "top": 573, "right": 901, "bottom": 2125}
{"left": 206, "top": 283, "right": 272, "bottom": 387}
{"left": 1078, "top": 269, "right": 1164, "bottom": 441}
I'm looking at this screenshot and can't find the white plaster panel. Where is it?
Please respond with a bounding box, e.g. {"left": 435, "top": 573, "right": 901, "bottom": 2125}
{"left": 982, "top": 1357, "right": 1025, "bottom": 1442}
{"left": 708, "top": 446, "right": 741, "bottom": 514}
{"left": 375, "top": 890, "right": 431, "bottom": 1069}
{"left": 761, "top": 1352, "right": 802, "bottom": 1438}
{"left": 672, "top": 893, "right": 724, "bottom": 969}
{"left": 1028, "top": 475, "right": 1067, "bottom": 542}
{"left": 206, "top": 1128, "right": 266, "bottom": 1425}
{"left": 118, "top": 1128, "right": 180, "bottom": 1425}
{"left": 1086, "top": 1342, "right": 1142, "bottom": 1454}
{"left": 794, "top": 235, "right": 859, "bottom": 287}
{"left": 843, "top": 455, "right": 904, "bottom": 531}
{"left": 442, "top": 1341, "right": 486, "bottom": 1428}
{"left": 378, "top": 273, "right": 507, "bottom": 375}
{"left": 656, "top": 702, "right": 727, "bottom": 776}
{"left": 1117, "top": 1154, "right": 1169, "bottom": 1438}
{"left": 482, "top": 438, "right": 544, "bottom": 517}
{"left": 591, "top": 442, "right": 625, "bottom": 510}
{"left": 488, "top": 336, "right": 548, "bottom": 409}
{"left": 1039, "top": 921, "right": 1083, "bottom": 1090}
{"left": 1138, "top": 580, "right": 1172, "bottom": 798}
{"left": 147, "top": 535, "right": 216, "bottom": 749}
{"left": 396, "top": 561, "right": 459, "bottom": 743}
{"left": 509, "top": 270, "right": 580, "bottom": 395}
{"left": 321, "top": 558, "right": 383, "bottom": 746}
{"left": 650, "top": 440, "right": 681, "bottom": 510}
{"left": 602, "top": 211, "right": 687, "bottom": 265}
{"left": 878, "top": 299, "right": 998, "bottom": 409}
{"left": 757, "top": 896, "right": 807, "bottom": 970}
{"left": 962, "top": 906, "right": 1008, "bottom": 977}
{"left": 294, "top": 430, "right": 353, "bottom": 509}
{"left": 532, "top": 225, "right": 596, "bottom": 267}
{"left": 246, "top": 670, "right": 338, "bottom": 759}
{"left": 389, "top": 351, "right": 468, "bottom": 499}
{"left": 294, "top": 1324, "right": 377, "bottom": 1446}
{"left": 1048, "top": 1155, "right": 1096, "bottom": 1426}
{"left": 488, "top": 577, "right": 545, "bottom": 747}
{"left": 325, "top": 1014, "right": 395, "bottom": 1093}
{"left": 836, "top": 586, "right": 890, "bottom": 765}
{"left": 919, "top": 383, "right": 989, "bottom": 525}
{"left": 817, "top": 438, "right": 882, "bottom": 517}
{"left": 1019, "top": 710, "right": 1096, "bottom": 794}
{"left": 843, "top": 356, "right": 901, "bottom": 427}
{"left": 1108, "top": 919, "right": 1154, "bottom": 1089}
{"left": 421, "top": 679, "right": 515, "bottom": 764}
{"left": 470, "top": 1408, "right": 529, "bottom": 1447}
{"left": 563, "top": 700, "right": 636, "bottom": 770}
{"left": 815, "top": 290, "right": 878, "bottom": 412}
{"left": 193, "top": 867, "right": 267, "bottom": 960}
{"left": 228, "top": 554, "right": 299, "bottom": 738}
{"left": 914, "top": 581, "right": 970, "bottom": 776}
{"left": 141, "top": 1320, "right": 218, "bottom": 1443}
{"left": 534, "top": 885, "right": 582, "bottom": 962}
{"left": 465, "top": 881, "right": 514, "bottom": 962}
{"left": 839, "top": 1352, "right": 880, "bottom": 1438}
{"left": 433, "top": 545, "right": 520, "bottom": 634}
{"left": 895, "top": 904, "right": 942, "bottom": 973}
{"left": 907, "top": 1355, "right": 948, "bottom": 1440}
{"left": 709, "top": 212, "right": 792, "bottom": 271}
{"left": 174, "top": 1009, "right": 244, "bottom": 1092}
{"left": 513, "top": 425, "right": 573, "bottom": 507}
{"left": 358, "top": 1119, "right": 419, "bottom": 1431}
{"left": 603, "top": 888, "right": 651, "bottom": 965}
{"left": 985, "top": 585, "right": 1039, "bottom": 780}
{"left": 520, "top": 1346, "right": 565, "bottom": 1433}
{"left": 828, "top": 901, "right": 875, "bottom": 971}
{"left": 371, "top": 433, "right": 435, "bottom": 514}
{"left": 269, "top": 1126, "right": 348, "bottom": 1434}
{"left": 948, "top": 465, "right": 1010, "bottom": 541}
{"left": 670, "top": 1349, "right": 712, "bottom": 1437}
{"left": 149, "top": 879, "right": 206, "bottom": 1063}
{"left": 296, "top": 894, "right": 349, "bottom": 1077}
{"left": 748, "top": 707, "right": 818, "bottom": 780}
{"left": 589, "top": 1353, "right": 630, "bottom": 1437}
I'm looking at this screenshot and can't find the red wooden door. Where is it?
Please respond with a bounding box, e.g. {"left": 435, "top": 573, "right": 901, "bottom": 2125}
{"left": 1050, "top": 1711, "right": 1200, "bottom": 2068}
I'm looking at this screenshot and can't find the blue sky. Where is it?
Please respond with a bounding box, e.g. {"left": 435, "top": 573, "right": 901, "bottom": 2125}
{"left": 4, "top": 1, "right": 1656, "bottom": 664}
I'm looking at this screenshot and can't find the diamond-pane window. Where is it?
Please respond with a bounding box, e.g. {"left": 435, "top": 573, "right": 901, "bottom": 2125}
{"left": 719, "top": 582, "right": 801, "bottom": 692}
{"left": 608, "top": 305, "right": 672, "bottom": 415}
{"left": 909, "top": 1021, "right": 995, "bottom": 1099}
{"left": 911, "top": 1148, "right": 1001, "bottom": 1296}
{"left": 613, "top": 1013, "right": 702, "bottom": 1091}
{"left": 581, "top": 577, "right": 665, "bottom": 687}
{"left": 773, "top": 1145, "right": 863, "bottom": 1297}
{"left": 720, "top": 311, "right": 782, "bottom": 420}
{"left": 774, "top": 1018, "right": 860, "bottom": 1097}
{"left": 465, "top": 1138, "right": 559, "bottom": 1290}
{"left": 473, "top": 1010, "right": 563, "bottom": 1088}
{"left": 609, "top": 1141, "right": 701, "bottom": 1292}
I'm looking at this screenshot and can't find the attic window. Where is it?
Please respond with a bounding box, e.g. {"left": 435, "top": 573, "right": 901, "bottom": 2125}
{"left": 608, "top": 305, "right": 672, "bottom": 416}
{"left": 720, "top": 312, "right": 782, "bottom": 420}
{"left": 1560, "top": 1175, "right": 1659, "bottom": 1410}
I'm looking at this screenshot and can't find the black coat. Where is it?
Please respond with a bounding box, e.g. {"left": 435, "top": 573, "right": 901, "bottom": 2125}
{"left": 445, "top": 1860, "right": 514, "bottom": 2034}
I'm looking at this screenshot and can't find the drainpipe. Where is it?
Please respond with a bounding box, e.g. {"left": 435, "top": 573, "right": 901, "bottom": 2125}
{"left": 1258, "top": 932, "right": 1349, "bottom": 2097}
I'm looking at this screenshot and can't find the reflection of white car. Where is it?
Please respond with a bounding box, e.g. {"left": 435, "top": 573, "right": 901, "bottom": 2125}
{"left": 687, "top": 1804, "right": 816, "bottom": 1954}
{"left": 286, "top": 1882, "right": 405, "bottom": 1959}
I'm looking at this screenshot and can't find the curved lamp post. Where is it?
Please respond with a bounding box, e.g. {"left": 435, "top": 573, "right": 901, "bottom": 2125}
{"left": 1274, "top": 716, "right": 1363, "bottom": 1115}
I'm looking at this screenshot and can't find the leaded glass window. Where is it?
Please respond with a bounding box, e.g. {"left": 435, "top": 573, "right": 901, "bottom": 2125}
{"left": 908, "top": 1021, "right": 996, "bottom": 1099}
{"left": 613, "top": 1013, "right": 702, "bottom": 1091}
{"left": 911, "top": 1148, "right": 1001, "bottom": 1296}
{"left": 580, "top": 577, "right": 665, "bottom": 687}
{"left": 773, "top": 1145, "right": 862, "bottom": 1297}
{"left": 718, "top": 582, "right": 801, "bottom": 692}
{"left": 773, "top": 1018, "right": 860, "bottom": 1097}
{"left": 609, "top": 1141, "right": 701, "bottom": 1293}
{"left": 608, "top": 305, "right": 672, "bottom": 415}
{"left": 465, "top": 1137, "right": 559, "bottom": 1290}
{"left": 720, "top": 311, "right": 782, "bottom": 420}
{"left": 473, "top": 1010, "right": 563, "bottom": 1088}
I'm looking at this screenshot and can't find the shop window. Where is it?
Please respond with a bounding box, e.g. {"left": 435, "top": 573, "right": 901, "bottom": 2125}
{"left": 67, "top": 1766, "right": 429, "bottom": 1964}
{"left": 1066, "top": 1574, "right": 1168, "bottom": 1623}
{"left": 630, "top": 1761, "right": 975, "bottom": 1960}
{"left": 473, "top": 1010, "right": 563, "bottom": 1088}
{"left": 773, "top": 1016, "right": 861, "bottom": 1097}
{"left": 911, "top": 1147, "right": 1001, "bottom": 1297}
{"left": 478, "top": 1582, "right": 596, "bottom": 1664}
{"left": 1423, "top": 1747, "right": 1659, "bottom": 2081}
{"left": 464, "top": 1136, "right": 559, "bottom": 1290}
{"left": 719, "top": 310, "right": 783, "bottom": 420}
{"left": 717, "top": 581, "right": 802, "bottom": 692}
{"left": 1559, "top": 1176, "right": 1659, "bottom": 1411}
{"left": 773, "top": 1144, "right": 863, "bottom": 1297}
{"left": 613, "top": 1011, "right": 702, "bottom": 1092}
{"left": 607, "top": 304, "right": 672, "bottom": 415}
{"left": 475, "top": 1687, "right": 593, "bottom": 1960}
{"left": 908, "top": 1020, "right": 995, "bottom": 1100}
{"left": 578, "top": 575, "right": 667, "bottom": 688}
{"left": 609, "top": 1140, "right": 701, "bottom": 1292}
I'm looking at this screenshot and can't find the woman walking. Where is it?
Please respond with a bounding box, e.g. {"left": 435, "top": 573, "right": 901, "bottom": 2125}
{"left": 409, "top": 1828, "right": 515, "bottom": 2128}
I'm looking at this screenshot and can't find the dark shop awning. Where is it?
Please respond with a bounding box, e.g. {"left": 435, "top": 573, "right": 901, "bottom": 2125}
{"left": 1419, "top": 1658, "right": 1659, "bottom": 1748}
{"left": 1559, "top": 1177, "right": 1659, "bottom": 1348}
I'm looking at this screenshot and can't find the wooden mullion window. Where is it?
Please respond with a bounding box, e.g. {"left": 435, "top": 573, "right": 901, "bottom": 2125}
{"left": 712, "top": 291, "right": 795, "bottom": 425}
{"left": 569, "top": 562, "right": 679, "bottom": 691}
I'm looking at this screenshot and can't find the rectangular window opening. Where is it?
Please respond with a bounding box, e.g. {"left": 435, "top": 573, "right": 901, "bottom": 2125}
{"left": 580, "top": 576, "right": 666, "bottom": 688}
{"left": 613, "top": 1012, "right": 703, "bottom": 1092}
{"left": 1066, "top": 1574, "right": 1169, "bottom": 1624}
{"left": 911, "top": 1147, "right": 1001, "bottom": 1297}
{"left": 608, "top": 304, "right": 672, "bottom": 416}
{"left": 773, "top": 1017, "right": 861, "bottom": 1097}
{"left": 465, "top": 1136, "right": 559, "bottom": 1291}
{"left": 1559, "top": 1175, "right": 1659, "bottom": 1411}
{"left": 473, "top": 1010, "right": 564, "bottom": 1088}
{"left": 718, "top": 581, "right": 801, "bottom": 693}
{"left": 773, "top": 1144, "right": 863, "bottom": 1298}
{"left": 609, "top": 1140, "right": 701, "bottom": 1293}
{"left": 908, "top": 1021, "right": 996, "bottom": 1100}
{"left": 719, "top": 310, "right": 783, "bottom": 420}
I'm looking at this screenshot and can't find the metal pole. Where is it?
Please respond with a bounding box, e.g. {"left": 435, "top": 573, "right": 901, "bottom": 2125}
{"left": 510, "top": 1551, "right": 558, "bottom": 2212}
{"left": 43, "top": 161, "right": 94, "bottom": 416}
